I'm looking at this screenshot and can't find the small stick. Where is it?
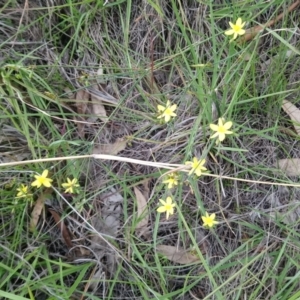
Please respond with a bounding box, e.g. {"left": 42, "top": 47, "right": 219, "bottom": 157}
{"left": 239, "top": 0, "right": 300, "bottom": 43}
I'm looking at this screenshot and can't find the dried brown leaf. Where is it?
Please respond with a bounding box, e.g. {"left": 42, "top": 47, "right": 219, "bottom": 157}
{"left": 281, "top": 201, "right": 300, "bottom": 225}
{"left": 75, "top": 89, "right": 89, "bottom": 115}
{"left": 277, "top": 158, "right": 300, "bottom": 176}
{"left": 282, "top": 100, "right": 300, "bottom": 135}
{"left": 91, "top": 85, "right": 107, "bottom": 122}
{"left": 133, "top": 187, "right": 148, "bottom": 231}
{"left": 85, "top": 265, "right": 104, "bottom": 293}
{"left": 48, "top": 208, "right": 73, "bottom": 249}
{"left": 269, "top": 199, "right": 300, "bottom": 225}
{"left": 64, "top": 87, "right": 74, "bottom": 99}
{"left": 90, "top": 188, "right": 123, "bottom": 276}
{"left": 156, "top": 245, "right": 200, "bottom": 265}
{"left": 92, "top": 138, "right": 127, "bottom": 155}
{"left": 30, "top": 189, "right": 52, "bottom": 231}
{"left": 1, "top": 152, "right": 29, "bottom": 163}
{"left": 90, "top": 188, "right": 123, "bottom": 249}
{"left": 75, "top": 89, "right": 90, "bottom": 138}
{"left": 87, "top": 88, "right": 118, "bottom": 105}
{"left": 142, "top": 179, "right": 150, "bottom": 199}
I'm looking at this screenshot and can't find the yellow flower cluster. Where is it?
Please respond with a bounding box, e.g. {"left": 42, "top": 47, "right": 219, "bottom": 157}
{"left": 157, "top": 96, "right": 233, "bottom": 144}
{"left": 158, "top": 172, "right": 178, "bottom": 219}
{"left": 156, "top": 116, "right": 235, "bottom": 226}
{"left": 156, "top": 196, "right": 218, "bottom": 228}
{"left": 31, "top": 170, "right": 79, "bottom": 194}
{"left": 13, "top": 170, "right": 80, "bottom": 208}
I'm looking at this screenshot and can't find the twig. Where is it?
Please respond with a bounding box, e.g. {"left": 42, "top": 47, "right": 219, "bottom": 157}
{"left": 239, "top": 0, "right": 300, "bottom": 43}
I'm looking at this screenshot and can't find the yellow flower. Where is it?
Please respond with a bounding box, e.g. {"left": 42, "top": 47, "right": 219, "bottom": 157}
{"left": 16, "top": 184, "right": 29, "bottom": 198}
{"left": 31, "top": 170, "right": 53, "bottom": 188}
{"left": 163, "top": 173, "right": 179, "bottom": 189}
{"left": 157, "top": 196, "right": 176, "bottom": 220}
{"left": 202, "top": 212, "right": 218, "bottom": 228}
{"left": 225, "top": 17, "right": 246, "bottom": 40}
{"left": 210, "top": 118, "right": 233, "bottom": 143}
{"left": 62, "top": 178, "right": 80, "bottom": 194}
{"left": 185, "top": 157, "right": 207, "bottom": 177}
{"left": 157, "top": 100, "right": 177, "bottom": 123}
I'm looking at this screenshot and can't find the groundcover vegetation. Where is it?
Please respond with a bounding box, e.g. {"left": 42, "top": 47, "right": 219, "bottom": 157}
{"left": 0, "top": 0, "right": 300, "bottom": 299}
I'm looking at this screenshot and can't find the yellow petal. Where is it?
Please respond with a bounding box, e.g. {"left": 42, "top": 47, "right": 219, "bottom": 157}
{"left": 198, "top": 159, "right": 206, "bottom": 167}
{"left": 165, "top": 211, "right": 170, "bottom": 219}
{"left": 157, "top": 206, "right": 167, "bottom": 213}
{"left": 210, "top": 123, "right": 219, "bottom": 131}
{"left": 219, "top": 133, "right": 226, "bottom": 141}
{"left": 31, "top": 180, "right": 39, "bottom": 187}
{"left": 210, "top": 132, "right": 219, "bottom": 139}
{"left": 218, "top": 118, "right": 224, "bottom": 126}
{"left": 168, "top": 207, "right": 174, "bottom": 214}
{"left": 224, "top": 121, "right": 233, "bottom": 129}
{"left": 43, "top": 180, "right": 52, "bottom": 187}
{"left": 159, "top": 199, "right": 166, "bottom": 205}
{"left": 236, "top": 18, "right": 242, "bottom": 26}
{"left": 170, "top": 104, "right": 177, "bottom": 111}
{"left": 195, "top": 170, "right": 201, "bottom": 176}
{"left": 41, "top": 170, "right": 49, "bottom": 178}
{"left": 157, "top": 105, "right": 165, "bottom": 111}
{"left": 225, "top": 29, "right": 234, "bottom": 36}
{"left": 166, "top": 197, "right": 173, "bottom": 204}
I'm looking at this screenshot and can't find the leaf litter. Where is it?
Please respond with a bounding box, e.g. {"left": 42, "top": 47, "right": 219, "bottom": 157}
{"left": 156, "top": 245, "right": 200, "bottom": 265}
{"left": 277, "top": 100, "right": 300, "bottom": 176}
{"left": 277, "top": 158, "right": 300, "bottom": 176}
{"left": 133, "top": 184, "right": 150, "bottom": 238}
{"left": 282, "top": 99, "right": 300, "bottom": 135}
{"left": 266, "top": 188, "right": 300, "bottom": 226}
{"left": 30, "top": 188, "right": 52, "bottom": 231}
{"left": 48, "top": 208, "right": 74, "bottom": 249}
{"left": 92, "top": 138, "right": 127, "bottom": 155}
{"left": 88, "top": 187, "right": 123, "bottom": 290}
{"left": 71, "top": 67, "right": 109, "bottom": 138}
{"left": 2, "top": 2, "right": 300, "bottom": 299}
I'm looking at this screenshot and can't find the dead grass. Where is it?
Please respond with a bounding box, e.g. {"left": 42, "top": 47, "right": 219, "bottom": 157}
{"left": 1, "top": 0, "right": 300, "bottom": 299}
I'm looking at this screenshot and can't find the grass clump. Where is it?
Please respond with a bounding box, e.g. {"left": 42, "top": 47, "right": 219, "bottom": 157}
{"left": 1, "top": 0, "right": 300, "bottom": 299}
